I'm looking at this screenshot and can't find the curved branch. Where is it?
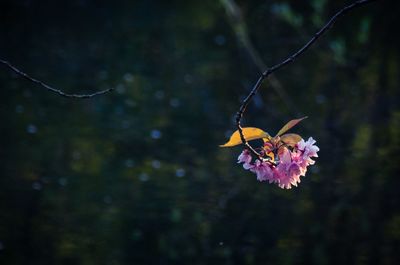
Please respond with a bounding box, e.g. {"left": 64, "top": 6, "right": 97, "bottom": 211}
{"left": 235, "top": 0, "right": 378, "bottom": 158}
{"left": 0, "top": 59, "right": 114, "bottom": 98}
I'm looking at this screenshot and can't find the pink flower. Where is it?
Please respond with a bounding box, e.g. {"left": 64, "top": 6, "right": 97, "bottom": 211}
{"left": 250, "top": 160, "right": 273, "bottom": 182}
{"left": 297, "top": 137, "right": 319, "bottom": 158}
{"left": 236, "top": 136, "right": 319, "bottom": 189}
{"left": 273, "top": 148, "right": 301, "bottom": 189}
{"left": 291, "top": 150, "right": 308, "bottom": 176}
{"left": 237, "top": 150, "right": 253, "bottom": 170}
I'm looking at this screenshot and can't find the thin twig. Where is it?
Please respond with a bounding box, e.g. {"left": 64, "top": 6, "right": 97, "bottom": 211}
{"left": 0, "top": 59, "right": 114, "bottom": 98}
{"left": 235, "top": 0, "right": 377, "bottom": 159}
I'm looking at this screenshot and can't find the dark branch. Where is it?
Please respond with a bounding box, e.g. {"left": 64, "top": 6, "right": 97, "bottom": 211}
{"left": 0, "top": 59, "right": 114, "bottom": 98}
{"left": 235, "top": 0, "right": 378, "bottom": 159}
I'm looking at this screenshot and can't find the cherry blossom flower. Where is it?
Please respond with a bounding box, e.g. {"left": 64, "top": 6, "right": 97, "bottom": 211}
{"left": 237, "top": 136, "right": 319, "bottom": 189}
{"left": 237, "top": 149, "right": 253, "bottom": 170}
{"left": 250, "top": 159, "right": 273, "bottom": 182}
{"left": 222, "top": 117, "right": 319, "bottom": 189}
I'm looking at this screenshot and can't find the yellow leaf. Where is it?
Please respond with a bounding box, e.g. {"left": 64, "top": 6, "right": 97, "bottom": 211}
{"left": 280, "top": 133, "right": 303, "bottom": 147}
{"left": 262, "top": 137, "right": 272, "bottom": 143}
{"left": 265, "top": 151, "right": 275, "bottom": 161}
{"left": 220, "top": 127, "right": 271, "bottom": 147}
{"left": 276, "top": 116, "right": 307, "bottom": 136}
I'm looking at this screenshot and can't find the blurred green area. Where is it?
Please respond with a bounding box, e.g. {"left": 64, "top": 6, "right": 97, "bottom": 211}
{"left": 0, "top": 0, "right": 399, "bottom": 264}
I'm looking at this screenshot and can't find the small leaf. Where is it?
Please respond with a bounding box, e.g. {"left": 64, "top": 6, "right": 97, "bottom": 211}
{"left": 276, "top": 116, "right": 307, "bottom": 136}
{"left": 220, "top": 127, "right": 271, "bottom": 147}
{"left": 280, "top": 133, "right": 303, "bottom": 147}
{"left": 262, "top": 136, "right": 273, "bottom": 143}
{"left": 265, "top": 151, "right": 275, "bottom": 161}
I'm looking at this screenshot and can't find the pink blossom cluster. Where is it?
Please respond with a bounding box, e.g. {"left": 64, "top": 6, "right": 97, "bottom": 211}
{"left": 237, "top": 137, "right": 319, "bottom": 189}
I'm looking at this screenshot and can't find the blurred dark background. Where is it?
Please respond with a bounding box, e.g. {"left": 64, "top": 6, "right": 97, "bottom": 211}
{"left": 0, "top": 0, "right": 399, "bottom": 264}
